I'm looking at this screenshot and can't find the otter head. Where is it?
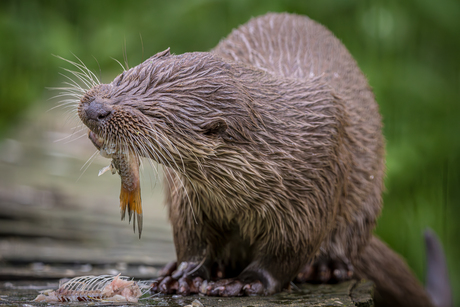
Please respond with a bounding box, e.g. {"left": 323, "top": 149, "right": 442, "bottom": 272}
{"left": 78, "top": 48, "right": 262, "bottom": 177}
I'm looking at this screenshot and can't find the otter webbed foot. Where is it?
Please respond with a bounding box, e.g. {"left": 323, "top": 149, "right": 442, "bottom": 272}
{"left": 150, "top": 261, "right": 266, "bottom": 296}
{"left": 295, "top": 256, "right": 353, "bottom": 284}
{"left": 151, "top": 261, "right": 207, "bottom": 295}
{"left": 202, "top": 278, "right": 264, "bottom": 296}
{"left": 151, "top": 275, "right": 205, "bottom": 295}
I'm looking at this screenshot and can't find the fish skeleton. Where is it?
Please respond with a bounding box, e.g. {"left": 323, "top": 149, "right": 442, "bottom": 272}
{"left": 33, "top": 274, "right": 144, "bottom": 302}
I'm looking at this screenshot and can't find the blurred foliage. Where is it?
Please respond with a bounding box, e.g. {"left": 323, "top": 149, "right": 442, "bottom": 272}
{"left": 0, "top": 0, "right": 459, "bottom": 303}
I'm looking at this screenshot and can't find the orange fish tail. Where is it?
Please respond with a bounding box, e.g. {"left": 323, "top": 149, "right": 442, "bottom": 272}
{"left": 119, "top": 183, "right": 143, "bottom": 238}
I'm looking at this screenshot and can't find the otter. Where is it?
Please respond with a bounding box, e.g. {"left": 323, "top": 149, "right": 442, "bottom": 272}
{"left": 76, "top": 13, "right": 437, "bottom": 307}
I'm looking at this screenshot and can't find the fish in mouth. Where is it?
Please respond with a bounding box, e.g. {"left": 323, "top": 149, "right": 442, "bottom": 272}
{"left": 88, "top": 131, "right": 143, "bottom": 238}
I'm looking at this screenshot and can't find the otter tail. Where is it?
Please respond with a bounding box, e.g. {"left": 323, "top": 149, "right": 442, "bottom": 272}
{"left": 353, "top": 235, "right": 434, "bottom": 307}
{"left": 424, "top": 229, "right": 452, "bottom": 307}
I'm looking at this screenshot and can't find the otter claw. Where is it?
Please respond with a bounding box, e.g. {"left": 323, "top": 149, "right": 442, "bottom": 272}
{"left": 159, "top": 261, "right": 177, "bottom": 276}
{"left": 177, "top": 277, "right": 191, "bottom": 295}
{"left": 243, "top": 280, "right": 264, "bottom": 295}
{"left": 207, "top": 285, "right": 226, "bottom": 296}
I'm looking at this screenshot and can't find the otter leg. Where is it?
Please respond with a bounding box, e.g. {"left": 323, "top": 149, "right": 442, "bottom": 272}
{"left": 150, "top": 172, "right": 211, "bottom": 295}
{"left": 150, "top": 235, "right": 211, "bottom": 295}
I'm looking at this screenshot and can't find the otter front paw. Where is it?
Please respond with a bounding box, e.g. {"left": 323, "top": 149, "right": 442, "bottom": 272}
{"left": 150, "top": 261, "right": 266, "bottom": 297}
{"left": 296, "top": 256, "right": 353, "bottom": 284}
{"left": 151, "top": 275, "right": 205, "bottom": 295}
{"left": 150, "top": 261, "right": 207, "bottom": 295}
{"left": 202, "top": 278, "right": 264, "bottom": 297}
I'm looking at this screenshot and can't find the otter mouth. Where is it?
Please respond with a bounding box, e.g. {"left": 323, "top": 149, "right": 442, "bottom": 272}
{"left": 88, "top": 130, "right": 118, "bottom": 158}
{"left": 88, "top": 130, "right": 104, "bottom": 151}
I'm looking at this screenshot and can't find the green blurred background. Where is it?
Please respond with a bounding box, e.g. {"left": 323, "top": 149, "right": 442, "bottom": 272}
{"left": 0, "top": 0, "right": 459, "bottom": 304}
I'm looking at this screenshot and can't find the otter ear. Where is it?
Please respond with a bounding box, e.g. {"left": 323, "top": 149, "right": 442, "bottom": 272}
{"left": 148, "top": 48, "right": 171, "bottom": 61}
{"left": 202, "top": 118, "right": 227, "bottom": 137}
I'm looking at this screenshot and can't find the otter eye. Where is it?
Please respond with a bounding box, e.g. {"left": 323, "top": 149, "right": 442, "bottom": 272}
{"left": 203, "top": 118, "right": 227, "bottom": 136}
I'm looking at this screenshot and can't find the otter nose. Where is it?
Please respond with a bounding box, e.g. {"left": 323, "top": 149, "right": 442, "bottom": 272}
{"left": 85, "top": 99, "right": 112, "bottom": 121}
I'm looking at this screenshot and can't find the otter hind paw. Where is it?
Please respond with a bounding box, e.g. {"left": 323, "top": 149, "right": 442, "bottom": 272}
{"left": 295, "top": 257, "right": 353, "bottom": 284}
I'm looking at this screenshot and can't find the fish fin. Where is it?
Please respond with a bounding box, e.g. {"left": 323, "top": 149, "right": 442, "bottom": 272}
{"left": 120, "top": 206, "right": 126, "bottom": 221}
{"left": 98, "top": 164, "right": 113, "bottom": 177}
{"left": 137, "top": 213, "right": 143, "bottom": 239}
{"left": 119, "top": 183, "right": 143, "bottom": 237}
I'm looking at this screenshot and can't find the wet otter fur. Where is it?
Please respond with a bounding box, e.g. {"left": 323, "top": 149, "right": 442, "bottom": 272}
{"left": 78, "top": 13, "right": 435, "bottom": 307}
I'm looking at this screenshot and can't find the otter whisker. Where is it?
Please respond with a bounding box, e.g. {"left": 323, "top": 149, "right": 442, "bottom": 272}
{"left": 163, "top": 165, "right": 198, "bottom": 225}
{"left": 47, "top": 74, "right": 87, "bottom": 116}
{"left": 111, "top": 57, "right": 127, "bottom": 73}
{"left": 62, "top": 130, "right": 89, "bottom": 145}
{"left": 48, "top": 92, "right": 80, "bottom": 106}
{"left": 63, "top": 115, "right": 84, "bottom": 133}
{"left": 62, "top": 108, "right": 79, "bottom": 121}
{"left": 48, "top": 98, "right": 80, "bottom": 111}
{"left": 133, "top": 134, "right": 172, "bottom": 173}
{"left": 61, "top": 68, "right": 96, "bottom": 91}
{"left": 56, "top": 73, "right": 88, "bottom": 93}
{"left": 134, "top": 147, "right": 161, "bottom": 188}
{"left": 144, "top": 126, "right": 187, "bottom": 174}
{"left": 50, "top": 87, "right": 84, "bottom": 99}
{"left": 77, "top": 149, "right": 100, "bottom": 182}
{"left": 54, "top": 55, "right": 100, "bottom": 92}
{"left": 140, "top": 138, "right": 184, "bottom": 184}
{"left": 138, "top": 141, "right": 174, "bottom": 187}
{"left": 53, "top": 127, "right": 85, "bottom": 144}
{"left": 55, "top": 132, "right": 82, "bottom": 145}
{"left": 51, "top": 102, "right": 79, "bottom": 115}
{"left": 58, "top": 104, "right": 79, "bottom": 114}
{"left": 48, "top": 88, "right": 81, "bottom": 98}
{"left": 48, "top": 97, "right": 79, "bottom": 108}
{"left": 122, "top": 38, "right": 129, "bottom": 71}
{"left": 52, "top": 115, "right": 87, "bottom": 144}
{"left": 143, "top": 129, "right": 186, "bottom": 174}
{"left": 129, "top": 132, "right": 197, "bottom": 224}
{"left": 68, "top": 53, "right": 101, "bottom": 86}
{"left": 80, "top": 149, "right": 100, "bottom": 172}
{"left": 129, "top": 136, "right": 161, "bottom": 185}
{"left": 91, "top": 55, "right": 102, "bottom": 86}
{"left": 153, "top": 135, "right": 202, "bottom": 197}
{"left": 130, "top": 140, "right": 164, "bottom": 198}
{"left": 146, "top": 124, "right": 205, "bottom": 185}
{"left": 126, "top": 125, "right": 176, "bottom": 167}
{"left": 59, "top": 66, "right": 94, "bottom": 91}
{"left": 173, "top": 168, "right": 199, "bottom": 224}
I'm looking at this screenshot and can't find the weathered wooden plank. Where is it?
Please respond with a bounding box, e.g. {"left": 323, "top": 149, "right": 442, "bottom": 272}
{"left": 0, "top": 279, "right": 374, "bottom": 306}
